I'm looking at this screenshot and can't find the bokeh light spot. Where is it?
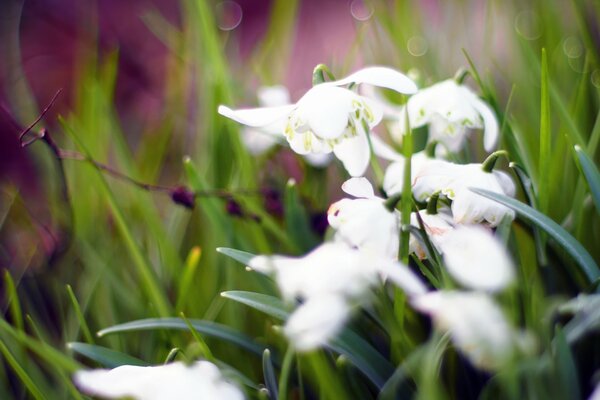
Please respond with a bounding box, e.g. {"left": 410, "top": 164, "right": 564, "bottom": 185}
{"left": 407, "top": 36, "right": 428, "bottom": 57}
{"left": 350, "top": 0, "right": 374, "bottom": 22}
{"left": 216, "top": 1, "right": 243, "bottom": 31}
{"left": 515, "top": 10, "right": 541, "bottom": 40}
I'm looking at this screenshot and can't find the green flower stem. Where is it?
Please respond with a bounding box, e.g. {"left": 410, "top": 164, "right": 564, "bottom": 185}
{"left": 481, "top": 150, "right": 509, "bottom": 173}
{"left": 424, "top": 141, "right": 439, "bottom": 158}
{"left": 312, "top": 64, "right": 336, "bottom": 85}
{"left": 454, "top": 67, "right": 470, "bottom": 84}
{"left": 426, "top": 191, "right": 441, "bottom": 215}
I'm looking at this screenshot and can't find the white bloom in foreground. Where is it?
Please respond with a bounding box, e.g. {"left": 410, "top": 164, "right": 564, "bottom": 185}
{"left": 328, "top": 177, "right": 400, "bottom": 259}
{"left": 219, "top": 66, "right": 417, "bottom": 176}
{"left": 397, "top": 79, "right": 498, "bottom": 152}
{"left": 249, "top": 242, "right": 427, "bottom": 350}
{"left": 284, "top": 295, "right": 352, "bottom": 351}
{"left": 73, "top": 361, "right": 244, "bottom": 400}
{"left": 438, "top": 225, "right": 514, "bottom": 292}
{"left": 412, "top": 291, "right": 516, "bottom": 370}
{"left": 412, "top": 160, "right": 516, "bottom": 226}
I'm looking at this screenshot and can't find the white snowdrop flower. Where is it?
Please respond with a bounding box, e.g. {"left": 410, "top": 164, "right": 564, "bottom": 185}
{"left": 248, "top": 242, "right": 427, "bottom": 351}
{"left": 240, "top": 86, "right": 333, "bottom": 167}
{"left": 240, "top": 85, "right": 290, "bottom": 155}
{"left": 409, "top": 209, "right": 455, "bottom": 259}
{"left": 219, "top": 66, "right": 417, "bottom": 176}
{"left": 284, "top": 294, "right": 351, "bottom": 351}
{"left": 328, "top": 177, "right": 400, "bottom": 259}
{"left": 412, "top": 291, "right": 516, "bottom": 371}
{"left": 73, "top": 361, "right": 244, "bottom": 400}
{"left": 438, "top": 225, "right": 515, "bottom": 292}
{"left": 412, "top": 160, "right": 516, "bottom": 226}
{"left": 397, "top": 79, "right": 498, "bottom": 152}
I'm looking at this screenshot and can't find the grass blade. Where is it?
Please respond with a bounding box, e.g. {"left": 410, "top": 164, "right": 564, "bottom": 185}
{"left": 97, "top": 318, "right": 264, "bottom": 357}
{"left": 220, "top": 291, "right": 289, "bottom": 321}
{"left": 0, "top": 339, "right": 46, "bottom": 400}
{"left": 263, "top": 348, "right": 279, "bottom": 399}
{"left": 574, "top": 145, "right": 600, "bottom": 214}
{"left": 67, "top": 342, "right": 147, "bottom": 368}
{"left": 216, "top": 247, "right": 256, "bottom": 266}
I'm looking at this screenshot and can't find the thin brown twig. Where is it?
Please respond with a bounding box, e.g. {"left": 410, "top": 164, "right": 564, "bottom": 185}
{"left": 19, "top": 88, "right": 63, "bottom": 146}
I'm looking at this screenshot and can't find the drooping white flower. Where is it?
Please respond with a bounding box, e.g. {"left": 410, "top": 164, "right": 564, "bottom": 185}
{"left": 327, "top": 177, "right": 400, "bottom": 259}
{"left": 248, "top": 241, "right": 427, "bottom": 351}
{"left": 397, "top": 79, "right": 498, "bottom": 152}
{"left": 412, "top": 291, "right": 516, "bottom": 370}
{"left": 284, "top": 294, "right": 352, "bottom": 351}
{"left": 73, "top": 361, "right": 244, "bottom": 400}
{"left": 219, "top": 66, "right": 417, "bottom": 176}
{"left": 437, "top": 225, "right": 515, "bottom": 292}
{"left": 412, "top": 160, "right": 516, "bottom": 226}
{"left": 240, "top": 86, "right": 333, "bottom": 167}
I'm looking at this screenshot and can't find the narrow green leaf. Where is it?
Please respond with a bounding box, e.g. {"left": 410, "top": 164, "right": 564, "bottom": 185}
{"left": 0, "top": 339, "right": 46, "bottom": 400}
{"left": 216, "top": 247, "right": 256, "bottom": 266}
{"left": 3, "top": 270, "right": 23, "bottom": 332}
{"left": 97, "top": 318, "right": 263, "bottom": 357}
{"left": 66, "top": 284, "right": 94, "bottom": 344}
{"left": 67, "top": 342, "right": 147, "bottom": 368}
{"left": 470, "top": 188, "right": 600, "bottom": 285}
{"left": 553, "top": 329, "right": 581, "bottom": 400}
{"left": 220, "top": 291, "right": 289, "bottom": 321}
{"left": 263, "top": 349, "right": 279, "bottom": 400}
{"left": 176, "top": 246, "right": 202, "bottom": 312}
{"left": 329, "top": 330, "right": 394, "bottom": 390}
{"left": 574, "top": 145, "right": 600, "bottom": 214}
{"left": 538, "top": 48, "right": 551, "bottom": 215}
{"left": 284, "top": 179, "right": 318, "bottom": 252}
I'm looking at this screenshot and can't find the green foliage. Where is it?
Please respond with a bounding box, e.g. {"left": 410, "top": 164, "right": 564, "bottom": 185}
{"left": 1, "top": 0, "right": 599, "bottom": 399}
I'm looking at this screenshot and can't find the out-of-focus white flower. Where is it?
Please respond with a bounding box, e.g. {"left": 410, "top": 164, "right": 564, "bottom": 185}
{"left": 219, "top": 66, "right": 417, "bottom": 176}
{"left": 397, "top": 79, "right": 498, "bottom": 152}
{"left": 284, "top": 295, "right": 351, "bottom": 351}
{"left": 409, "top": 209, "right": 455, "bottom": 259}
{"left": 73, "top": 361, "right": 244, "bottom": 400}
{"left": 590, "top": 380, "right": 600, "bottom": 400}
{"left": 412, "top": 160, "right": 516, "bottom": 226}
{"left": 240, "top": 86, "right": 333, "bottom": 167}
{"left": 327, "top": 177, "right": 400, "bottom": 259}
{"left": 438, "top": 225, "right": 514, "bottom": 292}
{"left": 412, "top": 291, "right": 516, "bottom": 370}
{"left": 248, "top": 242, "right": 427, "bottom": 351}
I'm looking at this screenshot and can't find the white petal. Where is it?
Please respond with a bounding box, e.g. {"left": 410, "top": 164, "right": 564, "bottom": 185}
{"left": 74, "top": 361, "right": 244, "bottom": 400}
{"left": 438, "top": 225, "right": 514, "bottom": 292}
{"left": 332, "top": 132, "right": 371, "bottom": 177}
{"left": 303, "top": 152, "right": 333, "bottom": 167}
{"left": 284, "top": 295, "right": 351, "bottom": 352}
{"left": 470, "top": 96, "right": 499, "bottom": 151}
{"left": 341, "top": 177, "right": 375, "bottom": 198}
{"left": 377, "top": 260, "right": 428, "bottom": 296}
{"left": 257, "top": 85, "right": 291, "bottom": 107}
{"left": 370, "top": 134, "right": 402, "bottom": 161}
{"left": 296, "top": 86, "right": 353, "bottom": 139}
{"left": 412, "top": 291, "right": 515, "bottom": 371}
{"left": 218, "top": 104, "right": 295, "bottom": 128}
{"left": 327, "top": 66, "right": 418, "bottom": 94}
{"left": 241, "top": 127, "right": 279, "bottom": 155}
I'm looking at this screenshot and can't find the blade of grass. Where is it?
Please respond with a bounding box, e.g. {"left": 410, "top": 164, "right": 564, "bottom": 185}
{"left": 574, "top": 145, "right": 600, "bottom": 214}
{"left": 0, "top": 339, "right": 46, "bottom": 400}
{"left": 67, "top": 342, "right": 147, "bottom": 368}
{"left": 66, "top": 285, "right": 94, "bottom": 344}
{"left": 3, "top": 270, "right": 23, "bottom": 332}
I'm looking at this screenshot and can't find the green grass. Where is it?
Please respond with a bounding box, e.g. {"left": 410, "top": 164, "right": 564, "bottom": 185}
{"left": 1, "top": 0, "right": 599, "bottom": 398}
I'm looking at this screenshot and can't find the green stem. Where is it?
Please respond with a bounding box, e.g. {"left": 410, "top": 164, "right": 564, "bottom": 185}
{"left": 278, "top": 347, "right": 295, "bottom": 400}
{"left": 426, "top": 191, "right": 441, "bottom": 215}
{"left": 481, "top": 150, "right": 509, "bottom": 173}
{"left": 312, "top": 64, "right": 336, "bottom": 86}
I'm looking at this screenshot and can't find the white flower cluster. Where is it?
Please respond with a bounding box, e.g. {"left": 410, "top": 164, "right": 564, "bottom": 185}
{"left": 218, "top": 66, "right": 527, "bottom": 371}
